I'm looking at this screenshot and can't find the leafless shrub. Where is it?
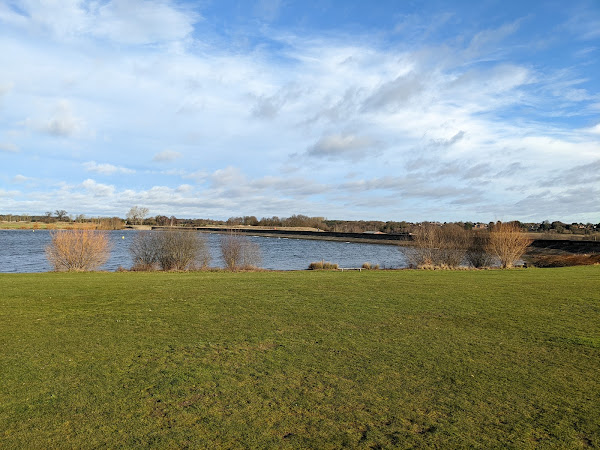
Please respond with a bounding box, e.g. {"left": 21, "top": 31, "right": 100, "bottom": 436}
{"left": 45, "top": 229, "right": 112, "bottom": 271}
{"left": 466, "top": 232, "right": 495, "bottom": 268}
{"left": 487, "top": 222, "right": 532, "bottom": 268}
{"left": 129, "top": 231, "right": 159, "bottom": 270}
{"left": 404, "top": 223, "right": 469, "bottom": 268}
{"left": 129, "top": 230, "right": 210, "bottom": 271}
{"left": 308, "top": 260, "right": 339, "bottom": 270}
{"left": 220, "top": 233, "right": 262, "bottom": 271}
{"left": 156, "top": 230, "right": 210, "bottom": 270}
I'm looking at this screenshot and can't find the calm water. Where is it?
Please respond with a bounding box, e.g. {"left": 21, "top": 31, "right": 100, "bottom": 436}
{"left": 0, "top": 230, "right": 409, "bottom": 273}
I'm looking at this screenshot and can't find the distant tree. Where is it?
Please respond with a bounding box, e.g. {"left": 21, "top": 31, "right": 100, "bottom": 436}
{"left": 55, "top": 210, "right": 68, "bottom": 221}
{"left": 155, "top": 215, "right": 169, "bottom": 226}
{"left": 486, "top": 222, "right": 531, "bottom": 268}
{"left": 243, "top": 215, "right": 259, "bottom": 226}
{"left": 127, "top": 206, "right": 149, "bottom": 225}
{"left": 226, "top": 217, "right": 243, "bottom": 226}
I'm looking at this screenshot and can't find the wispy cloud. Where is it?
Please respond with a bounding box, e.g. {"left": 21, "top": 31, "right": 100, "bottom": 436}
{"left": 306, "top": 134, "right": 381, "bottom": 161}
{"left": 0, "top": 1, "right": 598, "bottom": 222}
{"left": 0, "top": 142, "right": 19, "bottom": 153}
{"left": 153, "top": 150, "right": 182, "bottom": 162}
{"left": 83, "top": 161, "right": 135, "bottom": 175}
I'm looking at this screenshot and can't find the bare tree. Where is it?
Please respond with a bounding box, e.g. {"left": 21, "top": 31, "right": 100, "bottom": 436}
{"left": 45, "top": 229, "right": 112, "bottom": 271}
{"left": 127, "top": 206, "right": 149, "bottom": 225}
{"left": 486, "top": 222, "right": 532, "bottom": 268}
{"left": 129, "top": 230, "right": 210, "bottom": 271}
{"left": 220, "top": 233, "right": 261, "bottom": 270}
{"left": 55, "top": 210, "right": 69, "bottom": 221}
{"left": 403, "top": 223, "right": 469, "bottom": 268}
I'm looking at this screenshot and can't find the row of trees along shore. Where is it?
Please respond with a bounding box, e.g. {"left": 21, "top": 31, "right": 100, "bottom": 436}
{"left": 2, "top": 211, "right": 599, "bottom": 236}
{"left": 44, "top": 222, "right": 534, "bottom": 272}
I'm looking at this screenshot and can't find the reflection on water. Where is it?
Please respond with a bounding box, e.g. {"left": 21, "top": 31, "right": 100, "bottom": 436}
{"left": 0, "top": 230, "right": 409, "bottom": 273}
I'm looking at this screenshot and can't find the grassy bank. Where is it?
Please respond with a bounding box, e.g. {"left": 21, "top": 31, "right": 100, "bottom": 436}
{"left": 1, "top": 268, "right": 599, "bottom": 447}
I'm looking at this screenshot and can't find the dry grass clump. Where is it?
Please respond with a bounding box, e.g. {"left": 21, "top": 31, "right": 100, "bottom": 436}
{"left": 45, "top": 229, "right": 112, "bottom": 271}
{"left": 361, "top": 262, "right": 380, "bottom": 270}
{"left": 308, "top": 261, "right": 339, "bottom": 270}
{"left": 413, "top": 264, "right": 483, "bottom": 271}
{"left": 531, "top": 254, "right": 600, "bottom": 268}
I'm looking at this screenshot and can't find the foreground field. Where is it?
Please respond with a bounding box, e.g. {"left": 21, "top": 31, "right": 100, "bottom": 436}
{"left": 1, "top": 268, "right": 599, "bottom": 448}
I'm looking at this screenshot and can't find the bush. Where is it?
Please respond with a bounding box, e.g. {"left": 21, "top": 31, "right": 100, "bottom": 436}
{"left": 129, "top": 230, "right": 210, "bottom": 271}
{"left": 487, "top": 222, "right": 532, "bottom": 268}
{"left": 220, "top": 233, "right": 262, "bottom": 271}
{"left": 404, "top": 224, "right": 469, "bottom": 268}
{"left": 308, "top": 261, "right": 339, "bottom": 270}
{"left": 45, "top": 229, "right": 112, "bottom": 271}
{"left": 361, "top": 262, "right": 379, "bottom": 270}
{"left": 129, "top": 231, "right": 159, "bottom": 270}
{"left": 466, "top": 232, "right": 494, "bottom": 268}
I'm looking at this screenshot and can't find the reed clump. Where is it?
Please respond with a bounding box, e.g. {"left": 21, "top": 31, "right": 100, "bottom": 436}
{"left": 308, "top": 260, "right": 339, "bottom": 270}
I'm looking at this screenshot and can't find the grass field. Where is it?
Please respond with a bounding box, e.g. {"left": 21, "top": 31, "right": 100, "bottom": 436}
{"left": 1, "top": 268, "right": 599, "bottom": 448}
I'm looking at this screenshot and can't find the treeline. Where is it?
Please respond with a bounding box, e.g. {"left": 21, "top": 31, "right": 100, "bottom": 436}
{"left": 0, "top": 213, "right": 124, "bottom": 230}
{"left": 2, "top": 212, "right": 599, "bottom": 235}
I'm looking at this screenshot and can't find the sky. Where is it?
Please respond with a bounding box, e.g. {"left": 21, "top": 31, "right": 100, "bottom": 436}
{"left": 0, "top": 0, "right": 599, "bottom": 223}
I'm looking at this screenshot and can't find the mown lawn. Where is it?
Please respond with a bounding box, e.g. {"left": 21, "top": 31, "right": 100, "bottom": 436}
{"left": 1, "top": 267, "right": 599, "bottom": 448}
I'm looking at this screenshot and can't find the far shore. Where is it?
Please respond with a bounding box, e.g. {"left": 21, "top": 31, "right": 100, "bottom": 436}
{"left": 2, "top": 220, "right": 599, "bottom": 252}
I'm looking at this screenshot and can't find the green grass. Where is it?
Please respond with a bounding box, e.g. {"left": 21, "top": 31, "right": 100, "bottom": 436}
{"left": 1, "top": 267, "right": 599, "bottom": 448}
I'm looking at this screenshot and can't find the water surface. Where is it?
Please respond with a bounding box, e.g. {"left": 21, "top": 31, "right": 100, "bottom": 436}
{"left": 0, "top": 230, "right": 408, "bottom": 273}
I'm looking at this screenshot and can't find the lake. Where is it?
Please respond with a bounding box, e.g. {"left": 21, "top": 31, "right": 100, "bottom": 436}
{"left": 0, "top": 230, "right": 409, "bottom": 273}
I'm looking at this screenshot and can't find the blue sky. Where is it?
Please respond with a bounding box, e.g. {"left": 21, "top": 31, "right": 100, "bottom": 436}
{"left": 1, "top": 0, "right": 599, "bottom": 222}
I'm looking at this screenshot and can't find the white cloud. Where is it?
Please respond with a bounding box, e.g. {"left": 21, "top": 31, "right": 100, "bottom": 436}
{"left": 585, "top": 123, "right": 600, "bottom": 134}
{"left": 0, "top": 3, "right": 598, "bottom": 222}
{"left": 211, "top": 166, "right": 247, "bottom": 188}
{"left": 93, "top": 0, "right": 197, "bottom": 45}
{"left": 43, "top": 100, "right": 83, "bottom": 137}
{"left": 11, "top": 174, "right": 29, "bottom": 183}
{"left": 362, "top": 71, "right": 423, "bottom": 112}
{"left": 1, "top": 0, "right": 197, "bottom": 44}
{"left": 0, "top": 142, "right": 19, "bottom": 153}
{"left": 83, "top": 161, "right": 135, "bottom": 175}
{"left": 153, "top": 150, "right": 182, "bottom": 162}
{"left": 0, "top": 188, "right": 20, "bottom": 198}
{"left": 81, "top": 179, "right": 115, "bottom": 197}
